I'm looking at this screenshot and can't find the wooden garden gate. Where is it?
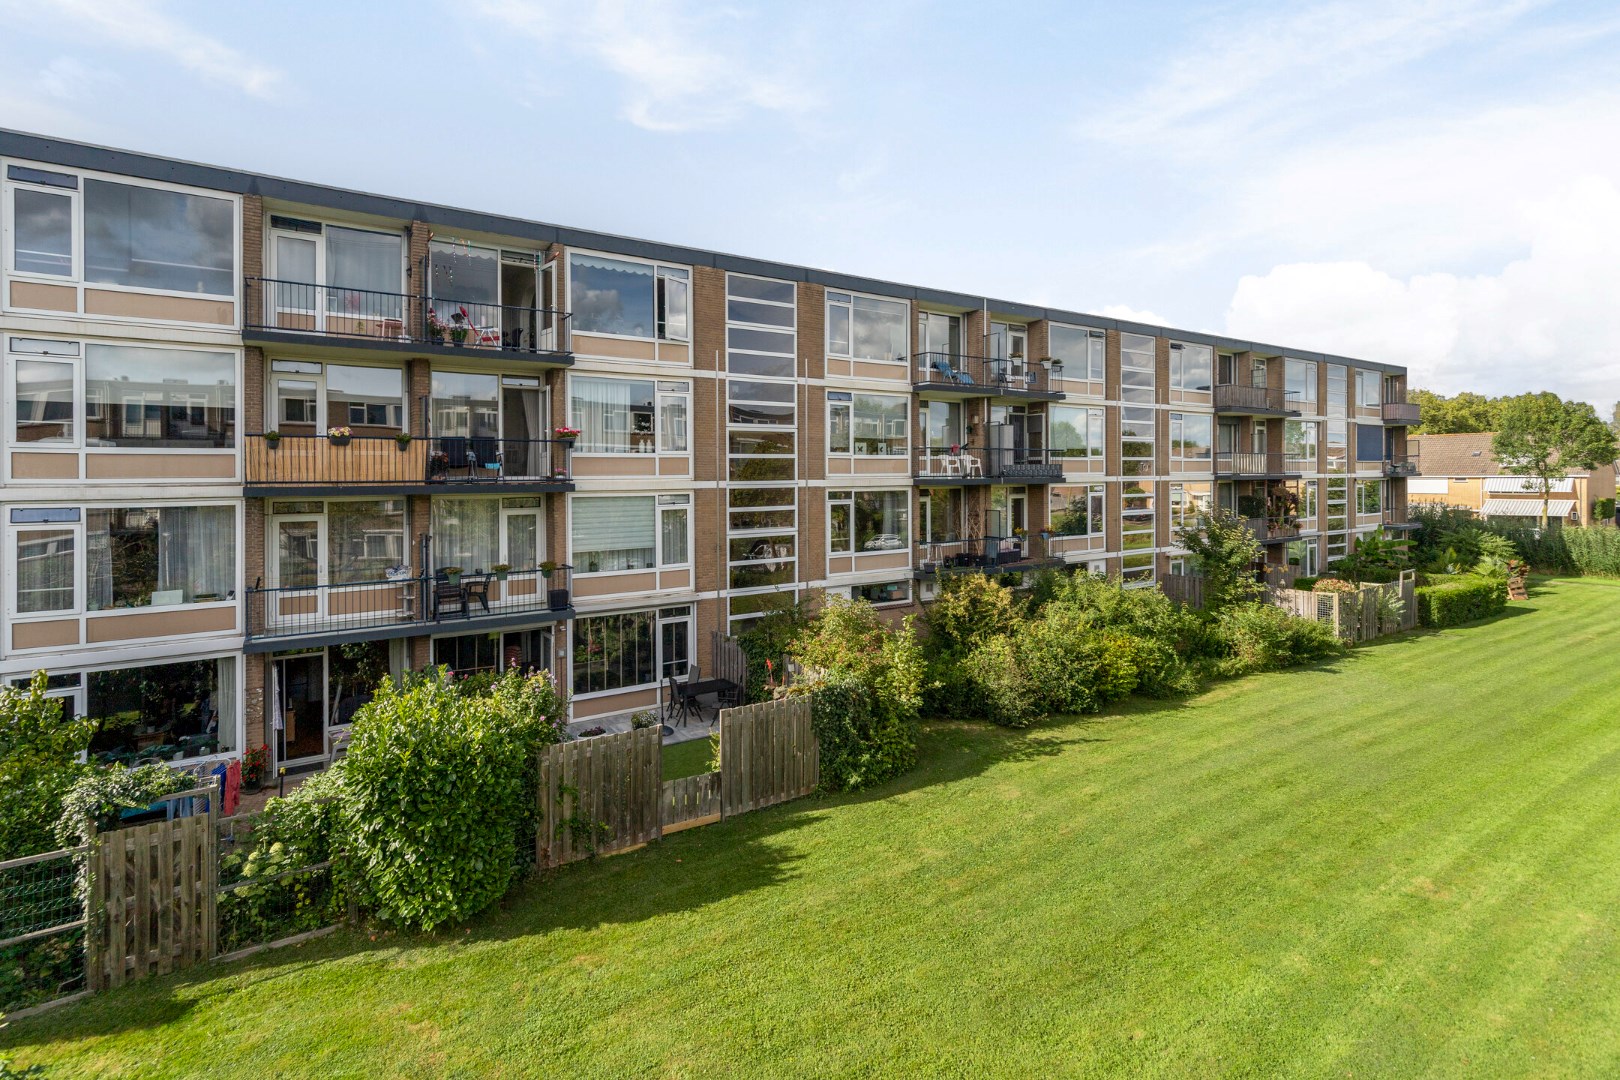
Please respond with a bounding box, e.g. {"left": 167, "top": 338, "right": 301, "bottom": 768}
{"left": 87, "top": 812, "right": 217, "bottom": 990}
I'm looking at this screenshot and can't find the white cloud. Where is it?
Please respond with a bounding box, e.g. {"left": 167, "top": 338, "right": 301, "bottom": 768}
{"left": 14, "top": 0, "right": 279, "bottom": 98}
{"left": 1224, "top": 176, "right": 1620, "bottom": 406}
{"left": 1099, "top": 304, "right": 1174, "bottom": 328}
{"left": 469, "top": 0, "right": 817, "bottom": 132}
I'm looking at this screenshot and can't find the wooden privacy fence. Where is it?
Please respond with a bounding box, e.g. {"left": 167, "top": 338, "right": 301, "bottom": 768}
{"left": 88, "top": 809, "right": 216, "bottom": 990}
{"left": 719, "top": 697, "right": 818, "bottom": 816}
{"left": 1270, "top": 571, "right": 1418, "bottom": 642}
{"left": 1160, "top": 572, "right": 1207, "bottom": 608}
{"left": 537, "top": 696, "right": 820, "bottom": 868}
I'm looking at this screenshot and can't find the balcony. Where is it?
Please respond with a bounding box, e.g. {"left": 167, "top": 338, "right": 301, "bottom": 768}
{"left": 245, "top": 566, "right": 573, "bottom": 651}
{"left": 243, "top": 277, "right": 572, "bottom": 363}
{"left": 1213, "top": 384, "right": 1303, "bottom": 416}
{"left": 1215, "top": 452, "right": 1298, "bottom": 477}
{"left": 244, "top": 434, "right": 575, "bottom": 496}
{"left": 1243, "top": 516, "right": 1303, "bottom": 543}
{"left": 1382, "top": 401, "right": 1421, "bottom": 425}
{"left": 1384, "top": 456, "right": 1418, "bottom": 477}
{"left": 911, "top": 445, "right": 1063, "bottom": 484}
{"left": 1383, "top": 509, "right": 1419, "bottom": 530}
{"left": 915, "top": 537, "right": 1064, "bottom": 578}
{"left": 911, "top": 352, "right": 1062, "bottom": 399}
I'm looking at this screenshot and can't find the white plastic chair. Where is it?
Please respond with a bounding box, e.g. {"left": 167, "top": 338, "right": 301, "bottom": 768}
{"left": 962, "top": 454, "right": 984, "bottom": 478}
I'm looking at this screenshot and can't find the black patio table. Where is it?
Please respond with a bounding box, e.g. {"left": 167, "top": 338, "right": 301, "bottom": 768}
{"left": 674, "top": 678, "right": 740, "bottom": 724}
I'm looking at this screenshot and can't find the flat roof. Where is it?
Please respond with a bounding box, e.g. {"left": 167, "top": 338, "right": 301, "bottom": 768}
{"left": 0, "top": 127, "right": 1406, "bottom": 375}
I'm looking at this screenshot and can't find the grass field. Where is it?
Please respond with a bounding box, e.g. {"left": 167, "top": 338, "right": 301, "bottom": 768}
{"left": 9, "top": 578, "right": 1620, "bottom": 1078}
{"left": 662, "top": 731, "right": 718, "bottom": 780}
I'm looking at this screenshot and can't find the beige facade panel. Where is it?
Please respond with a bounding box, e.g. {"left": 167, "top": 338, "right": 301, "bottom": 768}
{"left": 853, "top": 361, "right": 908, "bottom": 382}
{"left": 572, "top": 455, "right": 657, "bottom": 478}
{"left": 848, "top": 551, "right": 910, "bottom": 572}
{"left": 10, "top": 452, "right": 79, "bottom": 480}
{"left": 85, "top": 605, "right": 237, "bottom": 643}
{"left": 87, "top": 452, "right": 237, "bottom": 481}
{"left": 660, "top": 568, "right": 691, "bottom": 591}
{"left": 83, "top": 289, "right": 235, "bottom": 325}
{"left": 573, "top": 686, "right": 658, "bottom": 720}
{"left": 11, "top": 620, "right": 79, "bottom": 651}
{"left": 573, "top": 334, "right": 657, "bottom": 361}
{"left": 574, "top": 571, "right": 657, "bottom": 598}
{"left": 9, "top": 280, "right": 77, "bottom": 312}
{"left": 658, "top": 457, "right": 692, "bottom": 477}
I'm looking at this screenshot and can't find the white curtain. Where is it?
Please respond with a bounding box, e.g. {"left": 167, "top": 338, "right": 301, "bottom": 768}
{"left": 570, "top": 376, "right": 652, "bottom": 454}
{"left": 433, "top": 498, "right": 500, "bottom": 572}
{"left": 158, "top": 506, "right": 235, "bottom": 601}
{"left": 214, "top": 657, "right": 238, "bottom": 753}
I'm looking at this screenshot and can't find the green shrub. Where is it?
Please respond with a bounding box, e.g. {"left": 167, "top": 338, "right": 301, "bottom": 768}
{"left": 0, "top": 672, "right": 95, "bottom": 860}
{"left": 336, "top": 669, "right": 563, "bottom": 931}
{"left": 1563, "top": 525, "right": 1620, "bottom": 576}
{"left": 921, "top": 574, "right": 1024, "bottom": 658}
{"left": 793, "top": 599, "right": 923, "bottom": 788}
{"left": 1414, "top": 574, "right": 1508, "bottom": 628}
{"left": 735, "top": 601, "right": 813, "bottom": 703}
{"left": 1289, "top": 576, "right": 1319, "bottom": 592}
{"left": 1594, "top": 498, "right": 1615, "bottom": 521}
{"left": 217, "top": 770, "right": 345, "bottom": 952}
{"left": 54, "top": 765, "right": 185, "bottom": 849}
{"left": 1216, "top": 604, "right": 1345, "bottom": 675}
{"left": 958, "top": 636, "right": 1040, "bottom": 729}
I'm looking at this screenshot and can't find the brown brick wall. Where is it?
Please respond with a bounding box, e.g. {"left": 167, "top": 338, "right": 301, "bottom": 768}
{"left": 242, "top": 194, "right": 264, "bottom": 328}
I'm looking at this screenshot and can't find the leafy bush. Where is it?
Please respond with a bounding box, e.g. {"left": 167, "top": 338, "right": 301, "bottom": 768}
{"left": 336, "top": 668, "right": 565, "bottom": 931}
{"left": 735, "top": 601, "right": 813, "bottom": 703}
{"left": 1594, "top": 497, "right": 1615, "bottom": 521}
{"left": 793, "top": 599, "right": 923, "bottom": 789}
{"left": 1415, "top": 574, "right": 1508, "bottom": 628}
{"left": 921, "top": 575, "right": 1024, "bottom": 659}
{"left": 54, "top": 765, "right": 186, "bottom": 850}
{"left": 0, "top": 673, "right": 100, "bottom": 860}
{"left": 1216, "top": 604, "right": 1346, "bottom": 675}
{"left": 1563, "top": 525, "right": 1620, "bottom": 576}
{"left": 217, "top": 770, "right": 345, "bottom": 952}
{"left": 1289, "top": 576, "right": 1319, "bottom": 592}
{"left": 1312, "top": 577, "right": 1357, "bottom": 594}
{"left": 1172, "top": 510, "right": 1263, "bottom": 612}
{"left": 957, "top": 635, "right": 1040, "bottom": 728}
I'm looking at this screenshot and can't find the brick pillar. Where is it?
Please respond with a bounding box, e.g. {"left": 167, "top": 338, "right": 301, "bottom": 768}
{"left": 242, "top": 194, "right": 264, "bottom": 328}
{"left": 244, "top": 653, "right": 266, "bottom": 755}
{"left": 407, "top": 221, "right": 431, "bottom": 340}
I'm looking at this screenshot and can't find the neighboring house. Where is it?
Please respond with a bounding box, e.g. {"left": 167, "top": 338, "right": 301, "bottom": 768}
{"left": 1409, "top": 433, "right": 1616, "bottom": 525}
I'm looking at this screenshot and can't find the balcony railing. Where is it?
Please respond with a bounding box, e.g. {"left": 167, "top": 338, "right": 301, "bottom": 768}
{"left": 1244, "top": 516, "right": 1303, "bottom": 542}
{"left": 246, "top": 566, "right": 573, "bottom": 643}
{"left": 1213, "top": 384, "right": 1303, "bottom": 414}
{"left": 916, "top": 536, "right": 1060, "bottom": 573}
{"left": 911, "top": 445, "right": 1063, "bottom": 482}
{"left": 245, "top": 434, "right": 574, "bottom": 490}
{"left": 1383, "top": 509, "right": 1418, "bottom": 528}
{"left": 244, "top": 277, "right": 571, "bottom": 357}
{"left": 1382, "top": 401, "right": 1421, "bottom": 425}
{"left": 1384, "top": 456, "right": 1418, "bottom": 477}
{"left": 1216, "top": 451, "right": 1295, "bottom": 475}
{"left": 911, "top": 352, "right": 1059, "bottom": 396}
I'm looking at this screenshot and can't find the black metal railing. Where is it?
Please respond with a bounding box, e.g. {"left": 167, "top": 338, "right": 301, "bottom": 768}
{"left": 1244, "top": 516, "right": 1303, "bottom": 542}
{"left": 911, "top": 352, "right": 1059, "bottom": 396}
{"left": 1213, "top": 384, "right": 1303, "bottom": 414}
{"left": 910, "top": 444, "right": 1064, "bottom": 481}
{"left": 245, "top": 434, "right": 574, "bottom": 488}
{"left": 916, "top": 536, "right": 1059, "bottom": 573}
{"left": 246, "top": 566, "right": 573, "bottom": 641}
{"left": 1384, "top": 456, "right": 1418, "bottom": 477}
{"left": 1382, "top": 401, "right": 1421, "bottom": 425}
{"left": 244, "top": 276, "right": 572, "bottom": 357}
{"left": 425, "top": 296, "right": 569, "bottom": 355}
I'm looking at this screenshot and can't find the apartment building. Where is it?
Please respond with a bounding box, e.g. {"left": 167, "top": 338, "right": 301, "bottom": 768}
{"left": 0, "top": 130, "right": 1415, "bottom": 773}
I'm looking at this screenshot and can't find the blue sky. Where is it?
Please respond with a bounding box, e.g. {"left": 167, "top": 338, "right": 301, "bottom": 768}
{"left": 4, "top": 0, "right": 1620, "bottom": 406}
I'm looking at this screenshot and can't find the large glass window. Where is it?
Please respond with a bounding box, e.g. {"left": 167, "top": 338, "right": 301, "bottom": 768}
{"left": 327, "top": 500, "right": 405, "bottom": 584}
{"left": 827, "top": 291, "right": 908, "bottom": 362}
{"left": 1327, "top": 364, "right": 1348, "bottom": 416}
{"left": 573, "top": 611, "right": 656, "bottom": 695}
{"left": 1356, "top": 369, "right": 1382, "bottom": 408}
{"left": 728, "top": 486, "right": 796, "bottom": 590}
{"left": 435, "top": 633, "right": 499, "bottom": 677}
{"left": 1326, "top": 420, "right": 1348, "bottom": 473}
{"left": 86, "top": 506, "right": 234, "bottom": 610}
{"left": 83, "top": 179, "right": 233, "bottom": 295}
{"left": 432, "top": 369, "right": 500, "bottom": 439}
{"left": 572, "top": 495, "right": 689, "bottom": 574}
{"left": 726, "top": 274, "right": 796, "bottom": 378}
{"left": 1049, "top": 325, "right": 1105, "bottom": 382}
{"left": 1169, "top": 412, "right": 1213, "bottom": 468}
{"left": 920, "top": 487, "right": 964, "bottom": 542}
{"left": 11, "top": 508, "right": 78, "bottom": 614}
{"left": 1121, "top": 479, "right": 1156, "bottom": 583}
{"left": 828, "top": 490, "right": 911, "bottom": 555}
{"left": 326, "top": 226, "right": 403, "bottom": 300}
{"left": 432, "top": 497, "right": 499, "bottom": 573}
{"left": 1356, "top": 479, "right": 1382, "bottom": 515}
{"left": 569, "top": 376, "right": 690, "bottom": 455}
{"left": 1286, "top": 359, "right": 1318, "bottom": 409}
{"left": 568, "top": 254, "right": 689, "bottom": 341}
{"left": 1050, "top": 406, "right": 1105, "bottom": 459}
{"left": 12, "top": 186, "right": 73, "bottom": 277}
{"left": 327, "top": 364, "right": 403, "bottom": 433}
{"left": 1169, "top": 482, "right": 1214, "bottom": 531}
{"left": 14, "top": 358, "right": 75, "bottom": 443}
{"left": 1284, "top": 420, "right": 1318, "bottom": 467}
{"left": 1121, "top": 406, "right": 1156, "bottom": 476}
{"left": 84, "top": 657, "right": 237, "bottom": 759}
{"left": 1120, "top": 332, "right": 1157, "bottom": 404}
{"left": 1051, "top": 484, "right": 1105, "bottom": 537}
{"left": 428, "top": 240, "right": 498, "bottom": 307}
{"left": 1170, "top": 342, "right": 1213, "bottom": 392}
{"left": 86, "top": 345, "right": 235, "bottom": 447}
{"left": 828, "top": 393, "right": 907, "bottom": 457}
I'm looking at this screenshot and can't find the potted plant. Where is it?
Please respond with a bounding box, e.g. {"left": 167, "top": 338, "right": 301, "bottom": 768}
{"left": 553, "top": 425, "right": 581, "bottom": 444}
{"left": 449, "top": 305, "right": 472, "bottom": 345}
{"left": 394, "top": 432, "right": 412, "bottom": 451}
{"left": 263, "top": 430, "right": 282, "bottom": 449}
{"left": 540, "top": 561, "right": 569, "bottom": 610}
{"left": 242, "top": 744, "right": 269, "bottom": 794}
{"left": 490, "top": 562, "right": 511, "bottom": 582}
{"left": 442, "top": 565, "right": 463, "bottom": 586}
{"left": 327, "top": 425, "right": 353, "bottom": 446}
{"left": 426, "top": 307, "right": 449, "bottom": 344}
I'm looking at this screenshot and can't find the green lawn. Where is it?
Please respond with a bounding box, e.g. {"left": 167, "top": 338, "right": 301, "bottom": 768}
{"left": 11, "top": 578, "right": 1620, "bottom": 1078}
{"left": 662, "top": 732, "right": 718, "bottom": 780}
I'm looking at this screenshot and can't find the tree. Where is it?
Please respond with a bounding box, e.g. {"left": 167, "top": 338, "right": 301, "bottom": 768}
{"left": 1492, "top": 393, "right": 1618, "bottom": 527}
{"left": 1174, "top": 510, "right": 1264, "bottom": 612}
{"left": 1411, "top": 389, "right": 1503, "bottom": 434}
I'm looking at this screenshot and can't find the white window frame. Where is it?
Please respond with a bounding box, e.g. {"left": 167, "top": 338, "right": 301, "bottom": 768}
{"left": 5, "top": 508, "right": 82, "bottom": 619}
{"left": 827, "top": 488, "right": 912, "bottom": 558}
{"left": 4, "top": 170, "right": 80, "bottom": 281}
{"left": 570, "top": 493, "right": 692, "bottom": 577}
{"left": 827, "top": 391, "right": 910, "bottom": 460}
{"left": 1049, "top": 323, "right": 1106, "bottom": 384}
{"left": 1169, "top": 411, "right": 1214, "bottom": 471}
{"left": 826, "top": 288, "right": 910, "bottom": 364}
{"left": 565, "top": 249, "right": 692, "bottom": 344}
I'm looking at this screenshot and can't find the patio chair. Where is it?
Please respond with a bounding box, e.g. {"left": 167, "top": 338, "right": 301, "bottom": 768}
{"left": 463, "top": 574, "right": 491, "bottom": 613}
{"left": 432, "top": 570, "right": 469, "bottom": 619}
{"left": 439, "top": 436, "right": 473, "bottom": 479}
{"left": 469, "top": 436, "right": 503, "bottom": 480}
{"left": 962, "top": 454, "right": 984, "bottom": 478}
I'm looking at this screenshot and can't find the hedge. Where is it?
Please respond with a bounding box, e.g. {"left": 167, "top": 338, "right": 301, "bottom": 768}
{"left": 1415, "top": 574, "right": 1507, "bottom": 628}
